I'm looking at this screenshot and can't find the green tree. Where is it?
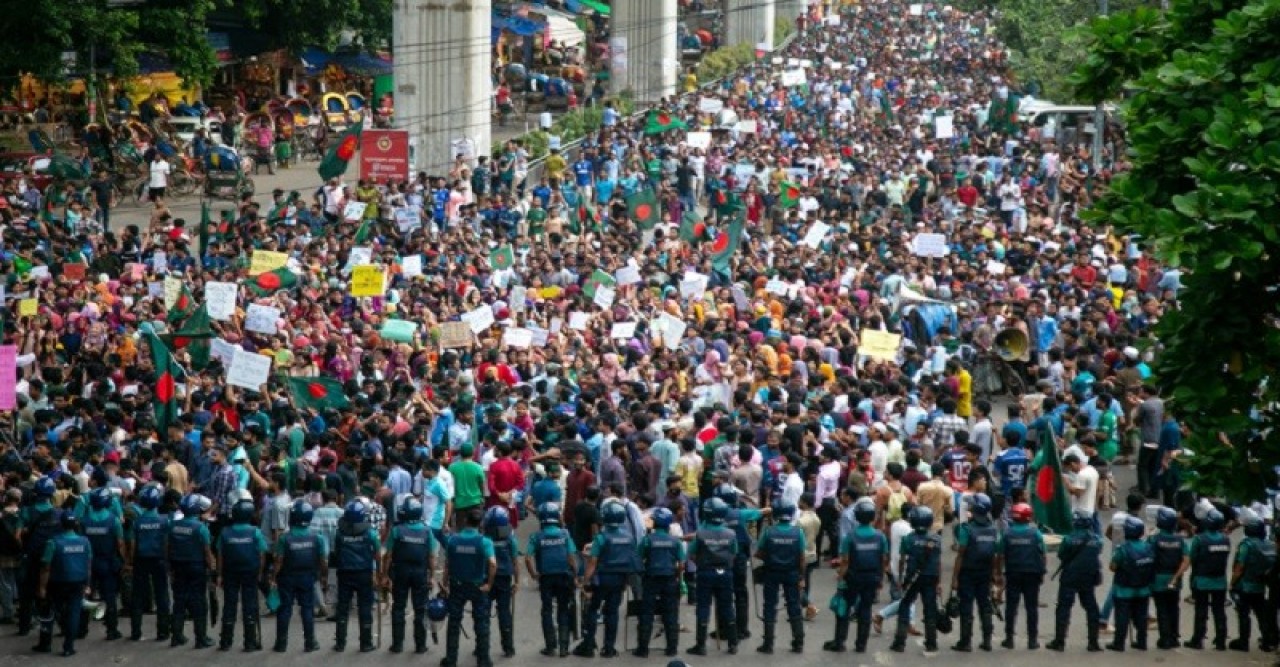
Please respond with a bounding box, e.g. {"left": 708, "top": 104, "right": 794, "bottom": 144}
{"left": 239, "top": 0, "right": 391, "bottom": 54}
{"left": 1072, "top": 0, "right": 1280, "bottom": 502}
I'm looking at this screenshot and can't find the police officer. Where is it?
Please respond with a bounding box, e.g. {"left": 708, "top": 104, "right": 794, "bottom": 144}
{"left": 999, "top": 502, "right": 1045, "bottom": 649}
{"left": 383, "top": 495, "right": 434, "bottom": 654}
{"left": 715, "top": 484, "right": 769, "bottom": 642}
{"left": 1174, "top": 507, "right": 1229, "bottom": 650}
{"left": 1047, "top": 509, "right": 1102, "bottom": 652}
{"left": 574, "top": 501, "right": 638, "bottom": 658}
{"left": 828, "top": 498, "right": 886, "bottom": 654}
{"left": 1148, "top": 507, "right": 1186, "bottom": 649}
{"left": 441, "top": 508, "right": 497, "bottom": 667}
{"left": 687, "top": 497, "right": 738, "bottom": 656}
{"left": 167, "top": 494, "right": 215, "bottom": 648}
{"left": 216, "top": 498, "right": 267, "bottom": 651}
{"left": 128, "top": 483, "right": 171, "bottom": 641}
{"left": 17, "top": 476, "right": 59, "bottom": 638}
{"left": 84, "top": 487, "right": 126, "bottom": 640}
{"left": 333, "top": 500, "right": 380, "bottom": 653}
{"left": 949, "top": 493, "right": 999, "bottom": 652}
{"left": 891, "top": 506, "right": 942, "bottom": 654}
{"left": 270, "top": 500, "right": 328, "bottom": 653}
{"left": 483, "top": 507, "right": 520, "bottom": 658}
{"left": 754, "top": 501, "right": 805, "bottom": 654}
{"left": 525, "top": 502, "right": 579, "bottom": 658}
{"left": 635, "top": 506, "right": 685, "bottom": 658}
{"left": 1107, "top": 516, "right": 1154, "bottom": 651}
{"left": 1230, "top": 514, "right": 1278, "bottom": 651}
{"left": 36, "top": 511, "right": 92, "bottom": 656}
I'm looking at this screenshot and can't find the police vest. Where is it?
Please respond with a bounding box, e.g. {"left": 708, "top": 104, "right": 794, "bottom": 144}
{"left": 24, "top": 507, "right": 60, "bottom": 557}
{"left": 49, "top": 533, "right": 91, "bottom": 583}
{"left": 535, "top": 531, "right": 571, "bottom": 576}
{"left": 1243, "top": 537, "right": 1276, "bottom": 584}
{"left": 761, "top": 524, "right": 803, "bottom": 573}
{"left": 492, "top": 536, "right": 515, "bottom": 577}
{"left": 133, "top": 512, "right": 167, "bottom": 559}
{"left": 1060, "top": 532, "right": 1102, "bottom": 588}
{"left": 82, "top": 513, "right": 120, "bottom": 567}
{"left": 643, "top": 531, "right": 680, "bottom": 577}
{"left": 960, "top": 521, "right": 998, "bottom": 573}
{"left": 1115, "top": 540, "right": 1156, "bottom": 589}
{"left": 723, "top": 509, "right": 752, "bottom": 562}
{"left": 281, "top": 531, "right": 321, "bottom": 576}
{"left": 906, "top": 533, "right": 942, "bottom": 578}
{"left": 1002, "top": 526, "right": 1045, "bottom": 575}
{"left": 849, "top": 530, "right": 885, "bottom": 577}
{"left": 598, "top": 531, "right": 640, "bottom": 575}
{"left": 695, "top": 526, "right": 736, "bottom": 569}
{"left": 1191, "top": 532, "right": 1230, "bottom": 579}
{"left": 447, "top": 532, "right": 487, "bottom": 584}
{"left": 336, "top": 522, "right": 376, "bottom": 572}
{"left": 1150, "top": 532, "right": 1184, "bottom": 574}
{"left": 392, "top": 524, "right": 431, "bottom": 571}
{"left": 220, "top": 525, "right": 261, "bottom": 574}
{"left": 168, "top": 519, "right": 205, "bottom": 564}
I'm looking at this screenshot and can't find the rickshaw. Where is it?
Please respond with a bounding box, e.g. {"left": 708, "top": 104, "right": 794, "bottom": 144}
{"left": 322, "top": 92, "right": 349, "bottom": 128}
{"left": 203, "top": 145, "right": 254, "bottom": 199}
{"left": 241, "top": 111, "right": 275, "bottom": 174}
{"left": 545, "top": 76, "right": 570, "bottom": 110}
{"left": 525, "top": 71, "right": 549, "bottom": 110}
{"left": 346, "top": 92, "right": 366, "bottom": 125}
{"left": 286, "top": 97, "right": 313, "bottom": 129}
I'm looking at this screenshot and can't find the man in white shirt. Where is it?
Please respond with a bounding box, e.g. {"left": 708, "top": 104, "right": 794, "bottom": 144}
{"left": 971, "top": 400, "right": 995, "bottom": 464}
{"left": 148, "top": 156, "right": 171, "bottom": 202}
{"left": 779, "top": 453, "right": 804, "bottom": 509}
{"left": 321, "top": 177, "right": 345, "bottom": 223}
{"left": 1063, "top": 454, "right": 1100, "bottom": 533}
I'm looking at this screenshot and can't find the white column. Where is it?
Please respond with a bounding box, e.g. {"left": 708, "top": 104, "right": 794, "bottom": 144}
{"left": 778, "top": 0, "right": 807, "bottom": 25}
{"left": 610, "top": 0, "right": 678, "bottom": 102}
{"left": 393, "top": 0, "right": 492, "bottom": 174}
{"left": 725, "top": 0, "right": 775, "bottom": 50}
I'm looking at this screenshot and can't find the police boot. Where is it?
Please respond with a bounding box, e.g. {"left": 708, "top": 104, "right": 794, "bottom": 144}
{"left": 824, "top": 617, "right": 849, "bottom": 652}
{"left": 1087, "top": 623, "right": 1103, "bottom": 651}
{"left": 33, "top": 628, "right": 53, "bottom": 653}
{"left": 359, "top": 623, "right": 375, "bottom": 652}
{"left": 735, "top": 600, "right": 751, "bottom": 640}
{"left": 923, "top": 617, "right": 939, "bottom": 653}
{"left": 664, "top": 623, "right": 680, "bottom": 656}
{"left": 413, "top": 615, "right": 427, "bottom": 654}
{"left": 571, "top": 637, "right": 596, "bottom": 657}
{"left": 304, "top": 626, "right": 320, "bottom": 652}
{"left": 209, "top": 590, "right": 219, "bottom": 630}
{"left": 499, "top": 622, "right": 514, "bottom": 657}
{"left": 244, "top": 618, "right": 261, "bottom": 652}
{"left": 979, "top": 609, "right": 994, "bottom": 651}
{"left": 441, "top": 621, "right": 461, "bottom": 667}
{"left": 170, "top": 609, "right": 188, "bottom": 646}
{"left": 952, "top": 615, "right": 973, "bottom": 651}
{"left": 273, "top": 636, "right": 288, "bottom": 653}
{"left": 156, "top": 613, "right": 171, "bottom": 642}
{"left": 756, "top": 623, "right": 775, "bottom": 654}
{"left": 105, "top": 606, "right": 122, "bottom": 640}
{"left": 390, "top": 618, "right": 405, "bottom": 653}
{"left": 334, "top": 619, "right": 347, "bottom": 652}
{"left": 725, "top": 620, "right": 739, "bottom": 654}
{"left": 475, "top": 629, "right": 492, "bottom": 667}
{"left": 687, "top": 622, "right": 709, "bottom": 655}
{"left": 790, "top": 617, "right": 805, "bottom": 653}
{"left": 219, "top": 622, "right": 235, "bottom": 651}
{"left": 78, "top": 609, "right": 90, "bottom": 639}
{"left": 558, "top": 626, "right": 571, "bottom": 657}
{"left": 194, "top": 618, "right": 214, "bottom": 649}
{"left": 633, "top": 621, "right": 651, "bottom": 658}
{"left": 889, "top": 625, "right": 907, "bottom": 653}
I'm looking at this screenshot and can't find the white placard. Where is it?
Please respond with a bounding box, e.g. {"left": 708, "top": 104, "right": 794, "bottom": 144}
{"left": 163, "top": 276, "right": 183, "bottom": 310}
{"left": 802, "top": 222, "right": 830, "bottom": 249}
{"left": 549, "top": 317, "right": 563, "bottom": 334}
{"left": 508, "top": 285, "right": 526, "bottom": 312}
{"left": 909, "top": 3, "right": 923, "bottom": 15}
{"left": 610, "top": 322, "right": 638, "bottom": 340}
{"left": 152, "top": 252, "right": 167, "bottom": 275}
{"left": 615, "top": 265, "right": 641, "bottom": 286}
{"left": 401, "top": 255, "right": 423, "bottom": 278}
{"left": 698, "top": 97, "right": 724, "bottom": 115}
{"left": 731, "top": 286, "right": 750, "bottom": 312}
{"left": 686, "top": 131, "right": 712, "bottom": 150}
{"left": 934, "top": 114, "right": 954, "bottom": 139}
{"left": 911, "top": 233, "right": 950, "bottom": 257}
{"left": 986, "top": 260, "right": 1007, "bottom": 276}
{"left": 766, "top": 279, "right": 789, "bottom": 295}
{"left": 660, "top": 314, "right": 687, "bottom": 351}
{"left": 593, "top": 286, "right": 615, "bottom": 309}
{"left": 204, "top": 282, "right": 238, "bottom": 321}
{"left": 349, "top": 247, "right": 374, "bottom": 267}
{"left": 211, "top": 338, "right": 240, "bottom": 365}
{"left": 799, "top": 59, "right": 813, "bottom": 69}
{"left": 528, "top": 327, "right": 550, "bottom": 347}
{"left": 245, "top": 304, "right": 280, "bottom": 335}
{"left": 462, "top": 305, "right": 495, "bottom": 334}
{"left": 568, "top": 311, "right": 590, "bottom": 331}
{"left": 394, "top": 208, "right": 420, "bottom": 233}
{"left": 227, "top": 349, "right": 271, "bottom": 391}
{"left": 679, "top": 274, "right": 708, "bottom": 300}
{"left": 734, "top": 120, "right": 758, "bottom": 134}
{"left": 502, "top": 327, "right": 533, "bottom": 348}
{"left": 343, "top": 202, "right": 368, "bottom": 221}
{"left": 781, "top": 69, "right": 807, "bottom": 87}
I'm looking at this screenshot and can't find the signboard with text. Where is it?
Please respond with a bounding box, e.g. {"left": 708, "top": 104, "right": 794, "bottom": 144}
{"left": 359, "top": 129, "right": 410, "bottom": 183}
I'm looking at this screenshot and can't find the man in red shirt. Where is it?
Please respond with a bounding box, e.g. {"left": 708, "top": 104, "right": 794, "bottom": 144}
{"left": 1071, "top": 253, "right": 1098, "bottom": 289}
{"left": 486, "top": 441, "right": 525, "bottom": 528}
{"left": 956, "top": 178, "right": 980, "bottom": 208}
{"left": 563, "top": 450, "right": 596, "bottom": 524}
{"left": 475, "top": 350, "right": 519, "bottom": 386}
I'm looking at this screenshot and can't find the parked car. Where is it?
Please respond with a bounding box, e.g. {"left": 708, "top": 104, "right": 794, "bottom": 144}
{"left": 167, "top": 117, "right": 223, "bottom": 147}
{"left": 0, "top": 152, "right": 54, "bottom": 191}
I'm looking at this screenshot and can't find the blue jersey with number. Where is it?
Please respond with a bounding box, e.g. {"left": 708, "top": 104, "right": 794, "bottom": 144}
{"left": 993, "top": 447, "right": 1030, "bottom": 497}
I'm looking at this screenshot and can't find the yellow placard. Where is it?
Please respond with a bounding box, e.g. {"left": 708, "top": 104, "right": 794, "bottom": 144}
{"left": 18, "top": 299, "right": 37, "bottom": 317}
{"left": 350, "top": 265, "right": 386, "bottom": 297}
{"left": 860, "top": 329, "right": 902, "bottom": 362}
{"left": 248, "top": 250, "right": 289, "bottom": 276}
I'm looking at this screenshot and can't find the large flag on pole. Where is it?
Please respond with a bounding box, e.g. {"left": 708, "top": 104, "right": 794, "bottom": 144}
{"left": 1030, "top": 426, "right": 1073, "bottom": 534}
{"left": 146, "top": 329, "right": 178, "bottom": 436}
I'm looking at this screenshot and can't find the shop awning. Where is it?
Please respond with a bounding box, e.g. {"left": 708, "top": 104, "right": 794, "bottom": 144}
{"left": 567, "top": 0, "right": 610, "bottom": 15}
{"left": 300, "top": 48, "right": 392, "bottom": 75}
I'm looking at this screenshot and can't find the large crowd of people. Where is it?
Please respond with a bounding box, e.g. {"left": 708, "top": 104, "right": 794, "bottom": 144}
{"left": 1, "top": 0, "right": 1274, "bottom": 665}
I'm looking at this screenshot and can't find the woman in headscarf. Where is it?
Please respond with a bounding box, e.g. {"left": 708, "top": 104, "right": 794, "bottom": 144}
{"left": 694, "top": 349, "right": 731, "bottom": 408}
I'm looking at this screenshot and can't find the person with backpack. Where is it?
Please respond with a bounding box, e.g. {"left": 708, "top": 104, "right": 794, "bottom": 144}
{"left": 754, "top": 501, "right": 806, "bottom": 654}
{"left": 875, "top": 462, "right": 915, "bottom": 533}
{"left": 827, "top": 498, "right": 887, "bottom": 654}
{"left": 1173, "top": 508, "right": 1230, "bottom": 650}
{"left": 999, "top": 502, "right": 1046, "bottom": 649}
{"left": 949, "top": 493, "right": 999, "bottom": 652}
{"left": 1106, "top": 516, "right": 1154, "bottom": 651}
{"left": 1228, "top": 514, "right": 1277, "bottom": 652}
{"left": 17, "top": 477, "right": 60, "bottom": 638}
{"left": 331, "top": 500, "right": 380, "bottom": 653}
{"left": 128, "top": 484, "right": 171, "bottom": 641}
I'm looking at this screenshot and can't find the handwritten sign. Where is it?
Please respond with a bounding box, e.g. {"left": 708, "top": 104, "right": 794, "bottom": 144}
{"left": 610, "top": 321, "right": 638, "bottom": 340}
{"left": 935, "top": 114, "right": 954, "bottom": 139}
{"left": 568, "top": 311, "right": 590, "bottom": 331}
{"left": 766, "top": 279, "right": 789, "bottom": 296}
{"left": 802, "top": 222, "right": 830, "bottom": 249}
{"left": 381, "top": 319, "right": 417, "bottom": 343}
{"left": 350, "top": 265, "right": 386, "bottom": 297}
{"left": 343, "top": 201, "right": 368, "bottom": 221}
{"left": 62, "top": 263, "right": 86, "bottom": 282}
{"left": 986, "top": 260, "right": 1007, "bottom": 276}
{"left": 244, "top": 304, "right": 281, "bottom": 335}
{"left": 462, "top": 305, "right": 495, "bottom": 334}
{"left": 686, "top": 131, "right": 712, "bottom": 150}
{"left": 211, "top": 338, "right": 241, "bottom": 365}
{"left": 227, "top": 348, "right": 272, "bottom": 391}
{"left": 204, "top": 282, "right": 238, "bottom": 321}
{"left": 163, "top": 277, "right": 184, "bottom": 310}
{"left": 401, "top": 255, "right": 423, "bottom": 278}
{"left": 860, "top": 329, "right": 902, "bottom": 362}
{"left": 502, "top": 328, "right": 533, "bottom": 348}
{"left": 348, "top": 247, "right": 374, "bottom": 267}
{"left": 615, "top": 265, "right": 642, "bottom": 286}
{"left": 439, "top": 322, "right": 472, "bottom": 349}
{"left": 18, "top": 299, "right": 37, "bottom": 317}
{"left": 593, "top": 286, "right": 615, "bottom": 310}
{"left": 911, "top": 233, "right": 950, "bottom": 257}
{"left": 249, "top": 250, "right": 288, "bottom": 276}
{"left": 529, "top": 327, "right": 550, "bottom": 347}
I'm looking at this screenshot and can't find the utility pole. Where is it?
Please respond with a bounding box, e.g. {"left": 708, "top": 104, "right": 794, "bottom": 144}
{"left": 1092, "top": 0, "right": 1108, "bottom": 172}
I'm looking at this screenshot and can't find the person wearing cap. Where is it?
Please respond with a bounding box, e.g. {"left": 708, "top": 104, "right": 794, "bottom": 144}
{"left": 440, "top": 508, "right": 497, "bottom": 667}
{"left": 36, "top": 511, "right": 92, "bottom": 656}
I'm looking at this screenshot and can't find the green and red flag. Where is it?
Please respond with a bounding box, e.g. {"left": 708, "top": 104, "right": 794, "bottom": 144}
{"left": 583, "top": 269, "right": 617, "bottom": 299}
{"left": 287, "top": 376, "right": 351, "bottom": 411}
{"left": 710, "top": 210, "right": 745, "bottom": 273}
{"left": 574, "top": 197, "right": 596, "bottom": 234}
{"left": 353, "top": 219, "right": 373, "bottom": 244}
{"left": 644, "top": 109, "right": 688, "bottom": 135}
{"left": 146, "top": 329, "right": 178, "bottom": 435}
{"left": 778, "top": 181, "right": 802, "bottom": 209}
{"left": 164, "top": 304, "right": 214, "bottom": 371}
{"left": 626, "top": 188, "right": 660, "bottom": 229}
{"left": 318, "top": 123, "right": 363, "bottom": 181}
{"left": 244, "top": 266, "right": 298, "bottom": 296}
{"left": 715, "top": 191, "right": 744, "bottom": 218}
{"left": 489, "top": 245, "right": 515, "bottom": 271}
{"left": 167, "top": 284, "right": 197, "bottom": 324}
{"left": 1030, "top": 425, "right": 1073, "bottom": 534}
{"left": 678, "top": 210, "right": 708, "bottom": 244}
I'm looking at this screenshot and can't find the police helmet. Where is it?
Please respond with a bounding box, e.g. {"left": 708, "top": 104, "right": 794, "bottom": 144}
{"left": 231, "top": 499, "right": 256, "bottom": 524}
{"left": 909, "top": 505, "right": 934, "bottom": 531}
{"left": 399, "top": 495, "right": 424, "bottom": 522}
{"left": 1244, "top": 520, "right": 1267, "bottom": 539}
{"left": 1202, "top": 508, "right": 1225, "bottom": 531}
{"left": 601, "top": 502, "right": 627, "bottom": 527}
{"left": 344, "top": 500, "right": 368, "bottom": 525}
{"left": 1010, "top": 503, "right": 1033, "bottom": 524}
{"left": 652, "top": 507, "right": 674, "bottom": 530}
{"left": 1155, "top": 507, "right": 1179, "bottom": 532}
{"left": 537, "top": 502, "right": 562, "bottom": 526}
{"left": 1122, "top": 516, "right": 1145, "bottom": 541}
{"left": 968, "top": 493, "right": 992, "bottom": 518}
{"left": 1072, "top": 509, "right": 1094, "bottom": 530}
{"left": 59, "top": 509, "right": 78, "bottom": 531}
{"left": 713, "top": 483, "right": 739, "bottom": 508}
{"left": 853, "top": 498, "right": 877, "bottom": 526}
{"left": 89, "top": 487, "right": 113, "bottom": 510}
{"left": 427, "top": 597, "right": 448, "bottom": 622}
{"left": 137, "top": 484, "right": 163, "bottom": 510}
{"left": 773, "top": 502, "right": 796, "bottom": 523}
{"left": 179, "top": 494, "right": 202, "bottom": 516}
{"left": 290, "top": 500, "right": 315, "bottom": 527}
{"left": 484, "top": 506, "right": 511, "bottom": 529}
{"left": 191, "top": 494, "right": 213, "bottom": 515}
{"left": 34, "top": 476, "right": 56, "bottom": 499}
{"left": 702, "top": 497, "right": 729, "bottom": 523}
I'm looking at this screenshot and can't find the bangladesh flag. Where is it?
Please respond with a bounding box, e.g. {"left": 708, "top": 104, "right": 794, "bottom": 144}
{"left": 245, "top": 266, "right": 298, "bottom": 296}
{"left": 354, "top": 219, "right": 372, "bottom": 244}
{"left": 778, "top": 181, "right": 802, "bottom": 209}
{"left": 678, "top": 210, "right": 707, "bottom": 244}
{"left": 575, "top": 198, "right": 596, "bottom": 234}
{"left": 318, "top": 124, "right": 363, "bottom": 181}
{"left": 711, "top": 210, "right": 745, "bottom": 273}
{"left": 1030, "top": 425, "right": 1073, "bottom": 534}
{"left": 644, "top": 109, "right": 688, "bottom": 135}
{"left": 583, "top": 269, "right": 616, "bottom": 299}
{"left": 489, "top": 245, "right": 515, "bottom": 271}
{"left": 626, "top": 188, "right": 660, "bottom": 229}
{"left": 288, "top": 376, "right": 351, "bottom": 412}
{"left": 167, "top": 285, "right": 196, "bottom": 324}
{"left": 146, "top": 329, "right": 178, "bottom": 435}
{"left": 716, "top": 191, "right": 744, "bottom": 218}
{"left": 164, "top": 304, "right": 214, "bottom": 371}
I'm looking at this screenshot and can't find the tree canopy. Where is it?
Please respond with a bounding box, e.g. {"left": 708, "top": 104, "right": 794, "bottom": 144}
{"left": 1072, "top": 0, "right": 1280, "bottom": 502}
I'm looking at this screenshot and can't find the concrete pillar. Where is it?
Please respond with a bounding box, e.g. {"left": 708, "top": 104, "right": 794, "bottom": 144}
{"left": 610, "top": 0, "right": 679, "bottom": 102}
{"left": 393, "top": 0, "right": 491, "bottom": 174}
{"left": 724, "top": 0, "right": 775, "bottom": 50}
{"left": 778, "top": 0, "right": 807, "bottom": 25}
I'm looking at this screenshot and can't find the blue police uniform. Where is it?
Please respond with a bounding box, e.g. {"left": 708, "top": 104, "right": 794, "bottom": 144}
{"left": 1233, "top": 535, "right": 1278, "bottom": 651}
{"left": 166, "top": 516, "right": 212, "bottom": 646}
{"left": 18, "top": 501, "right": 59, "bottom": 635}
{"left": 83, "top": 508, "right": 124, "bottom": 638}
{"left": 526, "top": 526, "right": 577, "bottom": 655}
{"left": 579, "top": 527, "right": 639, "bottom": 655}
{"left": 488, "top": 528, "right": 520, "bottom": 656}
{"left": 999, "top": 522, "right": 1046, "bottom": 647}
{"left": 837, "top": 525, "right": 887, "bottom": 652}
{"left": 892, "top": 531, "right": 943, "bottom": 652}
{"left": 128, "top": 509, "right": 172, "bottom": 640}
{"left": 42, "top": 529, "right": 92, "bottom": 655}
{"left": 333, "top": 519, "right": 380, "bottom": 651}
{"left": 954, "top": 519, "right": 1000, "bottom": 649}
{"left": 386, "top": 522, "right": 434, "bottom": 653}
{"left": 1109, "top": 539, "right": 1155, "bottom": 650}
{"left": 1148, "top": 529, "right": 1186, "bottom": 648}
{"left": 691, "top": 524, "right": 738, "bottom": 651}
{"left": 274, "top": 527, "right": 327, "bottom": 651}
{"left": 637, "top": 528, "right": 685, "bottom": 656}
{"left": 217, "top": 524, "right": 267, "bottom": 649}
{"left": 1187, "top": 530, "right": 1230, "bottom": 648}
{"left": 756, "top": 520, "right": 806, "bottom": 652}
{"left": 723, "top": 507, "right": 764, "bottom": 640}
{"left": 443, "top": 528, "right": 495, "bottom": 667}
{"left": 1050, "top": 528, "right": 1102, "bottom": 650}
